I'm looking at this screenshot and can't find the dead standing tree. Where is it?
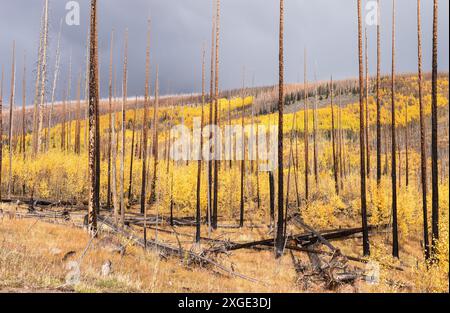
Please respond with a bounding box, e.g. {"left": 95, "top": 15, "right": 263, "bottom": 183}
{"left": 391, "top": 0, "right": 399, "bottom": 258}
{"left": 32, "top": 6, "right": 45, "bottom": 157}
{"left": 304, "top": 49, "right": 309, "bottom": 202}
{"left": 47, "top": 19, "right": 63, "bottom": 152}
{"left": 376, "top": 0, "right": 382, "bottom": 185}
{"left": 196, "top": 46, "right": 206, "bottom": 243}
{"left": 8, "top": 41, "right": 16, "bottom": 198}
{"left": 212, "top": 0, "right": 221, "bottom": 230}
{"left": 121, "top": 30, "right": 129, "bottom": 226}
{"left": 21, "top": 54, "right": 26, "bottom": 158}
{"left": 330, "top": 77, "right": 339, "bottom": 196}
{"left": 87, "top": 0, "right": 99, "bottom": 235}
{"left": 365, "top": 27, "right": 370, "bottom": 178}
{"left": 107, "top": 29, "right": 115, "bottom": 210}
{"left": 275, "top": 0, "right": 285, "bottom": 259}
{"left": 417, "top": 0, "right": 430, "bottom": 261}
{"left": 431, "top": 0, "right": 439, "bottom": 257}
{"left": 357, "top": 0, "right": 370, "bottom": 257}
{"left": 37, "top": 0, "right": 49, "bottom": 154}
{"left": 149, "top": 68, "right": 159, "bottom": 205}
{"left": 141, "top": 19, "right": 151, "bottom": 218}
{"left": 0, "top": 68, "right": 3, "bottom": 201}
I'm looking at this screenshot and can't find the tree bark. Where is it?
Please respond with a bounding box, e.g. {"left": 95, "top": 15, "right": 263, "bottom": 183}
{"left": 8, "top": 41, "right": 16, "bottom": 198}
{"left": 357, "top": 0, "right": 370, "bottom": 257}
{"left": 431, "top": 0, "right": 439, "bottom": 257}
{"left": 417, "top": 0, "right": 430, "bottom": 261}
{"left": 391, "top": 0, "right": 399, "bottom": 258}
{"left": 275, "top": 0, "right": 285, "bottom": 259}
{"left": 376, "top": 0, "right": 382, "bottom": 185}
{"left": 87, "top": 0, "right": 99, "bottom": 236}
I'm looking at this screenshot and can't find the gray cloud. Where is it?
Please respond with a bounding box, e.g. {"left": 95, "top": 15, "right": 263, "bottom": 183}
{"left": 0, "top": 0, "right": 448, "bottom": 104}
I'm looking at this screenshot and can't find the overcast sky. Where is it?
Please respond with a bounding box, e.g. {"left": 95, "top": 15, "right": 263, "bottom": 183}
{"left": 0, "top": 0, "right": 448, "bottom": 104}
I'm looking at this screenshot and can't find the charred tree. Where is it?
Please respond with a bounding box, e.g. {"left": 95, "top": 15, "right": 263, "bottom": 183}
{"left": 417, "top": 0, "right": 430, "bottom": 261}
{"left": 275, "top": 0, "right": 285, "bottom": 259}
{"left": 87, "top": 0, "right": 99, "bottom": 235}
{"left": 391, "top": 0, "right": 399, "bottom": 258}
{"left": 376, "top": 0, "right": 382, "bottom": 185}
{"left": 357, "top": 0, "right": 370, "bottom": 257}
{"left": 431, "top": 0, "right": 439, "bottom": 257}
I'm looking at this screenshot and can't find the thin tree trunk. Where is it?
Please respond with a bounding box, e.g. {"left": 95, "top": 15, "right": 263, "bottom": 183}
{"left": 107, "top": 29, "right": 114, "bottom": 210}
{"left": 391, "top": 0, "right": 399, "bottom": 258}
{"left": 47, "top": 19, "right": 62, "bottom": 152}
{"left": 431, "top": 0, "right": 439, "bottom": 257}
{"left": 128, "top": 97, "right": 137, "bottom": 200}
{"left": 376, "top": 0, "right": 382, "bottom": 185}
{"left": 21, "top": 54, "right": 26, "bottom": 159}
{"left": 74, "top": 71, "right": 82, "bottom": 154}
{"left": 330, "top": 77, "right": 339, "bottom": 195}
{"left": 304, "top": 49, "right": 309, "bottom": 202}
{"left": 32, "top": 7, "right": 45, "bottom": 157}
{"left": 150, "top": 67, "right": 159, "bottom": 205}
{"left": 313, "top": 72, "right": 319, "bottom": 186}
{"left": 87, "top": 0, "right": 99, "bottom": 236}
{"left": 212, "top": 0, "right": 221, "bottom": 230}
{"left": 275, "top": 0, "right": 285, "bottom": 259}
{"left": 207, "top": 8, "right": 215, "bottom": 234}
{"left": 239, "top": 68, "right": 245, "bottom": 228}
{"left": 417, "top": 0, "right": 430, "bottom": 261}
{"left": 8, "top": 41, "right": 16, "bottom": 198}
{"left": 0, "top": 68, "right": 3, "bottom": 201}
{"left": 37, "top": 0, "right": 49, "bottom": 153}
{"left": 357, "top": 0, "right": 370, "bottom": 257}
{"left": 141, "top": 19, "right": 151, "bottom": 220}
{"left": 365, "top": 28, "right": 371, "bottom": 179}
{"left": 196, "top": 46, "right": 206, "bottom": 243}
{"left": 120, "top": 30, "right": 129, "bottom": 227}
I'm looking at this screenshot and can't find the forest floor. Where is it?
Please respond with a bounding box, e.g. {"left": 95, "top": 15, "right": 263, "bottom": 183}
{"left": 0, "top": 202, "right": 447, "bottom": 293}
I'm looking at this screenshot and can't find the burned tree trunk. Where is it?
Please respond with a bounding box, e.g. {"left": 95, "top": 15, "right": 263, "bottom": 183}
{"left": 240, "top": 68, "right": 246, "bottom": 228}
{"left": 365, "top": 28, "right": 370, "bottom": 178}
{"left": 313, "top": 73, "right": 319, "bottom": 186}
{"left": 32, "top": 6, "right": 45, "bottom": 157}
{"left": 47, "top": 19, "right": 62, "bottom": 152}
{"left": 391, "top": 0, "right": 399, "bottom": 258}
{"left": 87, "top": 0, "right": 99, "bottom": 236}
{"left": 304, "top": 50, "right": 309, "bottom": 202}
{"left": 275, "top": 0, "right": 285, "bottom": 259}
{"left": 150, "top": 68, "right": 159, "bottom": 205}
{"left": 37, "top": 0, "right": 49, "bottom": 153}
{"left": 120, "top": 30, "right": 129, "bottom": 226}
{"left": 8, "top": 41, "right": 16, "bottom": 198}
{"left": 21, "top": 54, "right": 26, "bottom": 158}
{"left": 141, "top": 19, "right": 151, "bottom": 217}
{"left": 74, "top": 72, "right": 82, "bottom": 155}
{"left": 376, "top": 0, "right": 382, "bottom": 185}
{"left": 0, "top": 68, "right": 3, "bottom": 201}
{"left": 107, "top": 29, "right": 114, "bottom": 211}
{"left": 212, "top": 0, "right": 221, "bottom": 230}
{"left": 128, "top": 97, "right": 137, "bottom": 200}
{"left": 207, "top": 8, "right": 215, "bottom": 232}
{"left": 417, "top": 0, "right": 430, "bottom": 261}
{"left": 431, "top": 0, "right": 439, "bottom": 257}
{"left": 330, "top": 77, "right": 339, "bottom": 196}
{"left": 357, "top": 0, "right": 370, "bottom": 257}
{"left": 196, "top": 46, "right": 206, "bottom": 243}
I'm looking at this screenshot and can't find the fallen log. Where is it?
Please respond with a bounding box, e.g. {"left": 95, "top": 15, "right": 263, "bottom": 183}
{"left": 98, "top": 215, "right": 264, "bottom": 284}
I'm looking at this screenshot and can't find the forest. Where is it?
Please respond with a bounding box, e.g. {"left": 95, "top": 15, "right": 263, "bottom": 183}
{"left": 0, "top": 0, "right": 448, "bottom": 293}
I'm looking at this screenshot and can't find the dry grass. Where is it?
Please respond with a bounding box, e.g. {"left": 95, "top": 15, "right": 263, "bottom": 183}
{"left": 0, "top": 204, "right": 447, "bottom": 293}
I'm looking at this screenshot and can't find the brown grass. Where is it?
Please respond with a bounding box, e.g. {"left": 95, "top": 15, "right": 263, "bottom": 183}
{"left": 0, "top": 204, "right": 447, "bottom": 293}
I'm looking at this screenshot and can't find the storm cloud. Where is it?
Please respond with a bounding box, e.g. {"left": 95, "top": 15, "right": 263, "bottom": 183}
{"left": 0, "top": 0, "right": 448, "bottom": 103}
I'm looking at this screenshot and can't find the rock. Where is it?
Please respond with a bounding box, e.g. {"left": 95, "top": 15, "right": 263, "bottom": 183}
{"left": 101, "top": 260, "right": 112, "bottom": 276}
